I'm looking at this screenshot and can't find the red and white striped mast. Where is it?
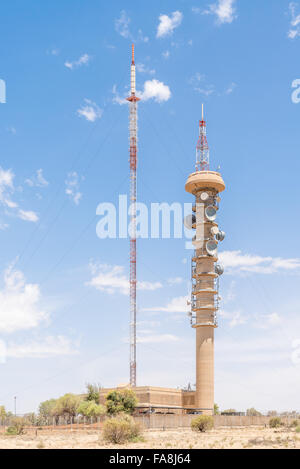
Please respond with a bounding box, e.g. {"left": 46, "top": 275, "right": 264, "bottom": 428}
{"left": 127, "top": 44, "right": 140, "bottom": 387}
{"left": 196, "top": 104, "right": 210, "bottom": 172}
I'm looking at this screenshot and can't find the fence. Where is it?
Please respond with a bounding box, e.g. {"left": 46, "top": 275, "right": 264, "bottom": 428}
{"left": 1, "top": 414, "right": 298, "bottom": 433}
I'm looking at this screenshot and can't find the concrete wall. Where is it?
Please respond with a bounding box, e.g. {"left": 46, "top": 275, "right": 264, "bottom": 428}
{"left": 134, "top": 414, "right": 296, "bottom": 429}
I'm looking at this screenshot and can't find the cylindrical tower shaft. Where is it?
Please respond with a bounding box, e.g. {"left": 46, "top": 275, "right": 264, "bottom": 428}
{"left": 196, "top": 327, "right": 214, "bottom": 411}
{"left": 127, "top": 44, "right": 140, "bottom": 388}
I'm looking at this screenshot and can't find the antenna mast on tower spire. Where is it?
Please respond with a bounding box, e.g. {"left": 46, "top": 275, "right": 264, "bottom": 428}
{"left": 127, "top": 44, "right": 140, "bottom": 387}
{"left": 196, "top": 104, "right": 210, "bottom": 172}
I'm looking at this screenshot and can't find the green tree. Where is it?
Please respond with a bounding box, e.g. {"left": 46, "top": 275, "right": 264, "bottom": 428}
{"left": 24, "top": 412, "right": 36, "bottom": 425}
{"left": 38, "top": 399, "right": 57, "bottom": 424}
{"left": 214, "top": 403, "right": 220, "bottom": 415}
{"left": 222, "top": 409, "right": 237, "bottom": 414}
{"left": 85, "top": 383, "right": 100, "bottom": 402}
{"left": 0, "top": 405, "right": 7, "bottom": 423}
{"left": 77, "top": 400, "right": 105, "bottom": 418}
{"left": 106, "top": 389, "right": 138, "bottom": 415}
{"left": 246, "top": 408, "right": 262, "bottom": 417}
{"left": 53, "top": 394, "right": 82, "bottom": 421}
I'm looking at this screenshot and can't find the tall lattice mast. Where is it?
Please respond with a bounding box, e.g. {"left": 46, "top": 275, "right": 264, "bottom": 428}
{"left": 127, "top": 44, "right": 140, "bottom": 387}
{"left": 196, "top": 104, "right": 210, "bottom": 172}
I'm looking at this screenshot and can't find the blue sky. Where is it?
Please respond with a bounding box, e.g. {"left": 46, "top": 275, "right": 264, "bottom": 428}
{"left": 0, "top": 0, "right": 300, "bottom": 414}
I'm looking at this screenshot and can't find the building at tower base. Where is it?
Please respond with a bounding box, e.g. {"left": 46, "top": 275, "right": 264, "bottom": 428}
{"left": 99, "top": 386, "right": 198, "bottom": 415}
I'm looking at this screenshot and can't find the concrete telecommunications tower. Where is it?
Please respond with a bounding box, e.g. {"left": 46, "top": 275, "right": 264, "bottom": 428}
{"left": 185, "top": 106, "right": 226, "bottom": 415}
{"left": 127, "top": 44, "right": 139, "bottom": 388}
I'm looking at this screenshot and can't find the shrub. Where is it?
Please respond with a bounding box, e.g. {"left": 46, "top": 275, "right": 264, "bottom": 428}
{"left": 103, "top": 414, "right": 141, "bottom": 444}
{"left": 191, "top": 415, "right": 214, "bottom": 433}
{"left": 6, "top": 417, "right": 27, "bottom": 435}
{"left": 291, "top": 419, "right": 299, "bottom": 427}
{"left": 269, "top": 417, "right": 282, "bottom": 428}
{"left": 295, "top": 426, "right": 300, "bottom": 433}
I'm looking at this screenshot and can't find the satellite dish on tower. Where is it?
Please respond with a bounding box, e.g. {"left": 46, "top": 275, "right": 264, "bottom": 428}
{"left": 211, "top": 226, "right": 219, "bottom": 236}
{"left": 215, "top": 264, "right": 224, "bottom": 276}
{"left": 216, "top": 231, "right": 226, "bottom": 242}
{"left": 183, "top": 214, "right": 196, "bottom": 229}
{"left": 206, "top": 240, "right": 218, "bottom": 257}
{"left": 205, "top": 205, "right": 217, "bottom": 222}
{"left": 200, "top": 192, "right": 209, "bottom": 201}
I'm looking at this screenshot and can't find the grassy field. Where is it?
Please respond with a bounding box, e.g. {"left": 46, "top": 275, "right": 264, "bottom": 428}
{"left": 0, "top": 426, "right": 299, "bottom": 449}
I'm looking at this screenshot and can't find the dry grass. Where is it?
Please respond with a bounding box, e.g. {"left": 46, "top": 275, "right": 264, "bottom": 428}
{"left": 0, "top": 426, "right": 299, "bottom": 449}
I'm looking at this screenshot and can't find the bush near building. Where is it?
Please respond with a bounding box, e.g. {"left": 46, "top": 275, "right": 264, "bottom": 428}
{"left": 191, "top": 415, "right": 214, "bottom": 433}
{"left": 269, "top": 417, "right": 282, "bottom": 428}
{"left": 103, "top": 414, "right": 141, "bottom": 444}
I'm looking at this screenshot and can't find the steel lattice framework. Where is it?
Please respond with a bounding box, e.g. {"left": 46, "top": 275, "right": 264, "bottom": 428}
{"left": 127, "top": 45, "right": 140, "bottom": 387}
{"left": 196, "top": 105, "right": 210, "bottom": 172}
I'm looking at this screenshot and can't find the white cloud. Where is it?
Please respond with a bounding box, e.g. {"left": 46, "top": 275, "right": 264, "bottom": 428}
{"left": 266, "top": 312, "right": 281, "bottom": 326}
{"left": 65, "top": 171, "right": 82, "bottom": 205}
{"left": 0, "top": 167, "right": 14, "bottom": 205}
{"left": 138, "top": 334, "right": 179, "bottom": 344}
{"left": 0, "top": 265, "right": 48, "bottom": 334}
{"left": 189, "top": 73, "right": 215, "bottom": 96}
{"left": 25, "top": 169, "right": 49, "bottom": 188}
{"left": 112, "top": 85, "right": 128, "bottom": 105}
{"left": 167, "top": 277, "right": 184, "bottom": 286}
{"left": 219, "top": 250, "right": 300, "bottom": 275}
{"left": 225, "top": 82, "right": 237, "bottom": 94}
{"left": 137, "top": 29, "right": 149, "bottom": 43}
{"left": 114, "top": 11, "right": 148, "bottom": 42}
{"left": 138, "top": 79, "right": 171, "bottom": 103}
{"left": 162, "top": 50, "right": 170, "bottom": 59}
{"left": 6, "top": 336, "right": 78, "bottom": 358}
{"left": 47, "top": 48, "right": 60, "bottom": 56}
{"left": 87, "top": 262, "right": 162, "bottom": 296}
{"left": 6, "top": 126, "right": 16, "bottom": 135}
{"left": 115, "top": 10, "right": 131, "bottom": 38}
{"left": 18, "top": 209, "right": 39, "bottom": 223}
{"left": 288, "top": 2, "right": 300, "bottom": 39}
{"left": 142, "top": 295, "right": 189, "bottom": 314}
{"left": 156, "top": 11, "right": 183, "bottom": 38}
{"left": 0, "top": 166, "right": 39, "bottom": 223}
{"left": 113, "top": 80, "right": 172, "bottom": 105}
{"left": 219, "top": 309, "right": 248, "bottom": 328}
{"left": 205, "top": 0, "right": 237, "bottom": 25}
{"left": 77, "top": 99, "right": 103, "bottom": 122}
{"left": 191, "top": 7, "right": 202, "bottom": 14}
{"left": 195, "top": 85, "right": 215, "bottom": 96}
{"left": 136, "top": 63, "right": 155, "bottom": 75}
{"left": 65, "top": 53, "right": 91, "bottom": 70}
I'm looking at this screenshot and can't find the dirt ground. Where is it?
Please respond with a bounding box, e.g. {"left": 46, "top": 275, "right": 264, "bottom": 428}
{"left": 0, "top": 426, "right": 299, "bottom": 449}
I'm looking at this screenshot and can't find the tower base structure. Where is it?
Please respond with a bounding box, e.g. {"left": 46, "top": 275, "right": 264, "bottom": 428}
{"left": 99, "top": 386, "right": 200, "bottom": 415}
